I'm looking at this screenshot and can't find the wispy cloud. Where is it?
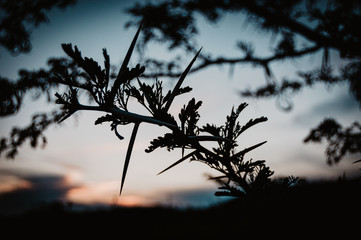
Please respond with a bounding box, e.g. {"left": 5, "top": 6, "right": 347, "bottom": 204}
{"left": 294, "top": 90, "right": 360, "bottom": 126}
{"left": 0, "top": 173, "right": 32, "bottom": 194}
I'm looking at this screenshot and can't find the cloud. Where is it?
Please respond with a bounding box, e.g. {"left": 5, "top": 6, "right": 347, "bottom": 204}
{"left": 65, "top": 181, "right": 120, "bottom": 206}
{"left": 65, "top": 181, "right": 159, "bottom": 208}
{"left": 0, "top": 174, "right": 72, "bottom": 215}
{"left": 311, "top": 94, "right": 358, "bottom": 116}
{"left": 0, "top": 161, "right": 89, "bottom": 215}
{"left": 0, "top": 174, "right": 32, "bottom": 194}
{"left": 0, "top": 166, "right": 155, "bottom": 215}
{"left": 294, "top": 91, "right": 360, "bottom": 126}
{"left": 0, "top": 164, "right": 232, "bottom": 214}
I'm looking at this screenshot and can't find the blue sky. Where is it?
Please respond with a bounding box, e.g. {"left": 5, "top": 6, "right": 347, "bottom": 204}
{"left": 0, "top": 0, "right": 360, "bottom": 213}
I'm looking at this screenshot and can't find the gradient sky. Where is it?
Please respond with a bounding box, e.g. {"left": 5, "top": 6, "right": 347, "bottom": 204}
{"left": 1, "top": 0, "right": 360, "bottom": 214}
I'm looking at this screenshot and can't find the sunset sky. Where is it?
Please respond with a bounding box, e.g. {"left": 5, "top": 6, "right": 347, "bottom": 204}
{"left": 1, "top": 0, "right": 360, "bottom": 214}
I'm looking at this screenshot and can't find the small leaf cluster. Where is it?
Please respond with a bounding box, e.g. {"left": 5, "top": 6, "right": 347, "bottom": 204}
{"left": 152, "top": 101, "right": 272, "bottom": 197}
{"left": 145, "top": 97, "right": 202, "bottom": 153}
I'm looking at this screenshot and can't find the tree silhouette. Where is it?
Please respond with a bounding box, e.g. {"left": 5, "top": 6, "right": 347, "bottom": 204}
{"left": 124, "top": 0, "right": 361, "bottom": 164}
{"left": 0, "top": 0, "right": 77, "bottom": 124}
{"left": 1, "top": 23, "right": 279, "bottom": 196}
{"left": 0, "top": 1, "right": 77, "bottom": 157}
{"left": 2, "top": 0, "right": 360, "bottom": 165}
{"left": 1, "top": 1, "right": 358, "bottom": 198}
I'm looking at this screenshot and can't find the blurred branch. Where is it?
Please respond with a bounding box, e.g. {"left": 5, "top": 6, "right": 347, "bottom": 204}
{"left": 126, "top": 0, "right": 361, "bottom": 106}
{"left": 126, "top": 0, "right": 361, "bottom": 165}
{"left": 304, "top": 118, "right": 361, "bottom": 165}
{"left": 238, "top": 0, "right": 361, "bottom": 57}
{"left": 141, "top": 45, "right": 321, "bottom": 79}
{"left": 0, "top": 110, "right": 65, "bottom": 159}
{"left": 0, "top": 0, "right": 77, "bottom": 55}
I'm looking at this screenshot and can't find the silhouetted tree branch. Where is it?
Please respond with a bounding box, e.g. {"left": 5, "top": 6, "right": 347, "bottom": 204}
{"left": 141, "top": 44, "right": 322, "bottom": 79}
{"left": 125, "top": 0, "right": 361, "bottom": 164}
{"left": 0, "top": 1, "right": 77, "bottom": 156}
{"left": 126, "top": 0, "right": 360, "bottom": 103}
{"left": 1, "top": 1, "right": 358, "bottom": 200}
{"left": 2, "top": 0, "right": 359, "bottom": 165}
{"left": 1, "top": 23, "right": 283, "bottom": 197}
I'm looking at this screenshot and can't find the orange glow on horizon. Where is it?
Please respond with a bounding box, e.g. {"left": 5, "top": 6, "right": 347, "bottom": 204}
{"left": 0, "top": 176, "right": 32, "bottom": 194}
{"left": 65, "top": 181, "right": 153, "bottom": 207}
{"left": 113, "top": 194, "right": 154, "bottom": 207}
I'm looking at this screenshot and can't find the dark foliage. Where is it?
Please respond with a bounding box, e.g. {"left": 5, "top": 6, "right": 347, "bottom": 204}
{"left": 125, "top": 0, "right": 361, "bottom": 164}
{"left": 0, "top": 1, "right": 77, "bottom": 156}
{"left": 126, "top": 0, "right": 361, "bottom": 101}
{"left": 0, "top": 110, "right": 64, "bottom": 159}
{"left": 2, "top": 0, "right": 359, "bottom": 200}
{"left": 0, "top": 66, "right": 62, "bottom": 116}
{"left": 0, "top": 0, "right": 76, "bottom": 55}
{"left": 2, "top": 0, "right": 360, "bottom": 168}
{"left": 1, "top": 23, "right": 276, "bottom": 197}
{"left": 0, "top": 1, "right": 95, "bottom": 123}
{"left": 152, "top": 102, "right": 272, "bottom": 197}
{"left": 0, "top": 56, "right": 103, "bottom": 158}
{"left": 304, "top": 118, "right": 361, "bottom": 164}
